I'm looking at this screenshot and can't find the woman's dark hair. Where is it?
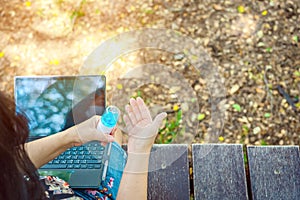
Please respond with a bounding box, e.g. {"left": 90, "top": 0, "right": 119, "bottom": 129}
{"left": 0, "top": 91, "right": 45, "bottom": 199}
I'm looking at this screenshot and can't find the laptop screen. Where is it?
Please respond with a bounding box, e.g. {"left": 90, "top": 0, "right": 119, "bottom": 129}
{"left": 14, "top": 75, "right": 106, "bottom": 139}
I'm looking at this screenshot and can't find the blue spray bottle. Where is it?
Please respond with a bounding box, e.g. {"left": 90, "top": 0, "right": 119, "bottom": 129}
{"left": 97, "top": 105, "right": 120, "bottom": 181}
{"left": 97, "top": 105, "right": 120, "bottom": 134}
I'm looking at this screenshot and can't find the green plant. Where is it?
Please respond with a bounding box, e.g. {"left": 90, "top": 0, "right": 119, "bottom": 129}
{"left": 265, "top": 47, "right": 272, "bottom": 53}
{"left": 240, "top": 124, "right": 249, "bottom": 143}
{"left": 70, "top": 0, "right": 86, "bottom": 20}
{"left": 156, "top": 109, "right": 183, "bottom": 144}
{"left": 260, "top": 139, "right": 267, "bottom": 146}
{"left": 243, "top": 145, "right": 248, "bottom": 166}
{"left": 131, "top": 90, "right": 142, "bottom": 98}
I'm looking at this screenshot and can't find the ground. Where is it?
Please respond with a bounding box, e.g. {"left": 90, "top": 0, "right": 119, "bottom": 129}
{"left": 0, "top": 0, "right": 299, "bottom": 145}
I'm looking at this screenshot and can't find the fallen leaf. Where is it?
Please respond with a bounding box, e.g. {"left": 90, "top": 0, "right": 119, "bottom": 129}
{"left": 49, "top": 59, "right": 60, "bottom": 65}
{"left": 293, "top": 36, "right": 299, "bottom": 42}
{"left": 237, "top": 6, "right": 245, "bottom": 13}
{"left": 255, "top": 88, "right": 264, "bottom": 93}
{"left": 262, "top": 10, "right": 268, "bottom": 16}
{"left": 116, "top": 84, "right": 123, "bottom": 90}
{"left": 213, "top": 4, "right": 223, "bottom": 11}
{"left": 218, "top": 136, "right": 225, "bottom": 142}
{"left": 197, "top": 113, "right": 205, "bottom": 121}
{"left": 25, "top": 1, "right": 31, "bottom": 7}
{"left": 232, "top": 104, "right": 241, "bottom": 112}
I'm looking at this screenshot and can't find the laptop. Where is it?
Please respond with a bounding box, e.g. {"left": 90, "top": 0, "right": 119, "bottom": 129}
{"left": 14, "top": 75, "right": 110, "bottom": 188}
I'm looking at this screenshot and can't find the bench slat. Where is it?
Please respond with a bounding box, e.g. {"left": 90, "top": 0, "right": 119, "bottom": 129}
{"left": 147, "top": 144, "right": 190, "bottom": 200}
{"left": 247, "top": 146, "right": 300, "bottom": 200}
{"left": 192, "top": 144, "right": 249, "bottom": 200}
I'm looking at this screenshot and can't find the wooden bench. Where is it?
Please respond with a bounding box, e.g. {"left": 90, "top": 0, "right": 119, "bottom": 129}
{"left": 147, "top": 144, "right": 300, "bottom": 200}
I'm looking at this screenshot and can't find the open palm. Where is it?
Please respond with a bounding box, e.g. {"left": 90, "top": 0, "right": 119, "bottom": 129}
{"left": 123, "top": 97, "right": 167, "bottom": 153}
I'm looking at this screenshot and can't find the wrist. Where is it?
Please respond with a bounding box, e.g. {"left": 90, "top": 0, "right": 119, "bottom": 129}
{"left": 63, "top": 127, "right": 82, "bottom": 148}
{"left": 127, "top": 139, "right": 154, "bottom": 154}
{"left": 125, "top": 152, "right": 151, "bottom": 173}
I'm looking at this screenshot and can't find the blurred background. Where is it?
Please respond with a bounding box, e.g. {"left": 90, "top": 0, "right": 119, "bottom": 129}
{"left": 0, "top": 0, "right": 299, "bottom": 145}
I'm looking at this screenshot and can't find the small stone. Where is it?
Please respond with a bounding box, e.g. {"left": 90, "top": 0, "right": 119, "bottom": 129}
{"left": 274, "top": 169, "right": 280, "bottom": 175}
{"left": 213, "top": 4, "right": 223, "bottom": 11}
{"left": 257, "top": 30, "right": 264, "bottom": 38}
{"left": 174, "top": 53, "right": 185, "bottom": 61}
{"left": 230, "top": 84, "right": 240, "bottom": 95}
{"left": 253, "top": 127, "right": 261, "bottom": 134}
{"left": 280, "top": 129, "right": 287, "bottom": 135}
{"left": 181, "top": 103, "right": 189, "bottom": 112}
{"left": 194, "top": 84, "right": 201, "bottom": 91}
{"left": 257, "top": 42, "right": 265, "bottom": 47}
{"left": 279, "top": 140, "right": 284, "bottom": 145}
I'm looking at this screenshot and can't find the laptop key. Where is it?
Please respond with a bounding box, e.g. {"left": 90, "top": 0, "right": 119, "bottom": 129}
{"left": 41, "top": 164, "right": 67, "bottom": 169}
{"left": 67, "top": 164, "right": 74, "bottom": 169}
{"left": 53, "top": 160, "right": 60, "bottom": 164}
{"left": 87, "top": 164, "right": 94, "bottom": 169}
{"left": 94, "top": 164, "right": 101, "bottom": 169}
{"left": 73, "top": 160, "right": 80, "bottom": 164}
{"left": 74, "top": 164, "right": 81, "bottom": 169}
{"left": 87, "top": 160, "right": 101, "bottom": 164}
{"left": 80, "top": 160, "right": 87, "bottom": 164}
{"left": 94, "top": 155, "right": 103, "bottom": 160}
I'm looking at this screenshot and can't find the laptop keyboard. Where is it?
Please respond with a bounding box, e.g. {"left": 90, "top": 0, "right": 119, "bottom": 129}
{"left": 40, "top": 142, "right": 105, "bottom": 169}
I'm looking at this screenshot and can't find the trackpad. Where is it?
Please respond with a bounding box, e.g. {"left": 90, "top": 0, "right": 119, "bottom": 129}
{"left": 69, "top": 170, "right": 101, "bottom": 188}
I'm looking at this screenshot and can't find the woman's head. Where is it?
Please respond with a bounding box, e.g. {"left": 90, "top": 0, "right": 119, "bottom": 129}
{"left": 0, "top": 91, "right": 45, "bottom": 199}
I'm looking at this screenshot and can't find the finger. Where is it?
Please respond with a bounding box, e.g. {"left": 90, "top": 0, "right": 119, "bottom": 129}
{"left": 101, "top": 142, "right": 108, "bottom": 147}
{"left": 153, "top": 112, "right": 167, "bottom": 129}
{"left": 136, "top": 97, "right": 152, "bottom": 120}
{"left": 126, "top": 104, "right": 137, "bottom": 124}
{"left": 123, "top": 114, "right": 133, "bottom": 132}
{"left": 97, "top": 133, "right": 115, "bottom": 143}
{"left": 110, "top": 126, "right": 117, "bottom": 136}
{"left": 130, "top": 98, "right": 142, "bottom": 122}
{"left": 93, "top": 115, "right": 101, "bottom": 127}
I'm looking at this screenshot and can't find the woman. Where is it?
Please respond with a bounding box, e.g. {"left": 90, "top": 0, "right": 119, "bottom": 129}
{"left": 0, "top": 91, "right": 167, "bottom": 199}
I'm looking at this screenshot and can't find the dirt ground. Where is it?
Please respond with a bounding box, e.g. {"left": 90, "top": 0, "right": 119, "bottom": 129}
{"left": 0, "top": 0, "right": 299, "bottom": 145}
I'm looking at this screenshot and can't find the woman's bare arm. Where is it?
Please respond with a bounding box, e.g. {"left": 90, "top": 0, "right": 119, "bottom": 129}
{"left": 117, "top": 97, "right": 167, "bottom": 200}
{"left": 25, "top": 116, "right": 114, "bottom": 168}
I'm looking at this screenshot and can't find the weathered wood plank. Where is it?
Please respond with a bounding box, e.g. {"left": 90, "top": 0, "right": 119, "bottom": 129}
{"left": 247, "top": 146, "right": 300, "bottom": 200}
{"left": 147, "top": 144, "right": 190, "bottom": 200}
{"left": 192, "top": 144, "right": 248, "bottom": 200}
